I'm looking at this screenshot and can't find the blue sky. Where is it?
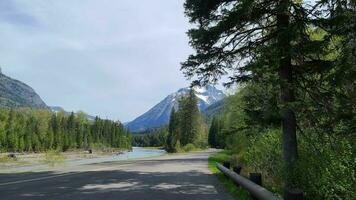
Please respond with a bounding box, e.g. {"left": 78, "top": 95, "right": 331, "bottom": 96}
{"left": 0, "top": 0, "right": 194, "bottom": 122}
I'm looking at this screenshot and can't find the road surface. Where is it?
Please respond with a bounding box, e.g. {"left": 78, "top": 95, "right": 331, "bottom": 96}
{"left": 0, "top": 151, "right": 234, "bottom": 200}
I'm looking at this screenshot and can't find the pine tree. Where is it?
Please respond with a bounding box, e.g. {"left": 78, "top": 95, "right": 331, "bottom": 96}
{"left": 5, "top": 109, "right": 17, "bottom": 151}
{"left": 208, "top": 117, "right": 218, "bottom": 148}
{"left": 179, "top": 89, "right": 201, "bottom": 146}
{"left": 166, "top": 108, "right": 179, "bottom": 152}
{"left": 0, "top": 111, "right": 6, "bottom": 151}
{"left": 46, "top": 127, "right": 54, "bottom": 150}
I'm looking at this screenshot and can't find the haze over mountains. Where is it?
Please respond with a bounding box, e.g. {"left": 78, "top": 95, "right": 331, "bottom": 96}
{"left": 125, "top": 85, "right": 226, "bottom": 132}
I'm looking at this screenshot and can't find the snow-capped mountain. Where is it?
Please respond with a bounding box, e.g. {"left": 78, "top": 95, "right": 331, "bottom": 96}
{"left": 125, "top": 85, "right": 226, "bottom": 132}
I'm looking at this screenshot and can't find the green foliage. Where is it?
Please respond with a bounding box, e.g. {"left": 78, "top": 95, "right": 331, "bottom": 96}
{"left": 0, "top": 108, "right": 132, "bottom": 153}
{"left": 182, "top": 143, "right": 196, "bottom": 152}
{"left": 132, "top": 128, "right": 168, "bottom": 147}
{"left": 179, "top": 89, "right": 202, "bottom": 146}
{"left": 243, "top": 129, "right": 284, "bottom": 193}
{"left": 220, "top": 85, "right": 355, "bottom": 199}
{"left": 293, "top": 135, "right": 355, "bottom": 199}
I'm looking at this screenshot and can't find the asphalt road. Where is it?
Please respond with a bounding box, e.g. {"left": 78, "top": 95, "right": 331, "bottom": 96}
{"left": 0, "top": 151, "right": 234, "bottom": 200}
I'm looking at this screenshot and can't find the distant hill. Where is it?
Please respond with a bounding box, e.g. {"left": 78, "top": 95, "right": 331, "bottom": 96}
{"left": 125, "top": 85, "right": 226, "bottom": 132}
{"left": 50, "top": 106, "right": 96, "bottom": 121}
{"left": 0, "top": 71, "right": 47, "bottom": 108}
{"left": 0, "top": 70, "right": 96, "bottom": 121}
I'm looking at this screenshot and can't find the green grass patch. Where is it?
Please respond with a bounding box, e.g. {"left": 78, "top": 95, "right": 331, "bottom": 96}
{"left": 208, "top": 150, "right": 250, "bottom": 200}
{"left": 43, "top": 150, "right": 66, "bottom": 167}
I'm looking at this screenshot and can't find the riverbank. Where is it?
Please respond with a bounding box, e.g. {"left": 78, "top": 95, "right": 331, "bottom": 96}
{"left": 0, "top": 147, "right": 166, "bottom": 173}
{"left": 0, "top": 149, "right": 121, "bottom": 170}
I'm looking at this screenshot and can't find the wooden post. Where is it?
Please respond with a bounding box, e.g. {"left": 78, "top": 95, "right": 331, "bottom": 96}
{"left": 284, "top": 188, "right": 303, "bottom": 200}
{"left": 232, "top": 166, "right": 242, "bottom": 187}
{"left": 250, "top": 173, "right": 262, "bottom": 200}
{"left": 217, "top": 164, "right": 281, "bottom": 200}
{"left": 233, "top": 166, "right": 242, "bottom": 174}
{"left": 223, "top": 161, "right": 231, "bottom": 169}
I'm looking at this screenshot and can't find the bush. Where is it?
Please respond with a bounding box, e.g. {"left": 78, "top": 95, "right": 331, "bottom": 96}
{"left": 293, "top": 136, "right": 355, "bottom": 199}
{"left": 244, "top": 129, "right": 284, "bottom": 193}
{"left": 183, "top": 143, "right": 196, "bottom": 152}
{"left": 233, "top": 128, "right": 355, "bottom": 199}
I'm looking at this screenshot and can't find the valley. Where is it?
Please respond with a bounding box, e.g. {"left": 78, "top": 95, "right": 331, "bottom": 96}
{"left": 0, "top": 0, "right": 354, "bottom": 199}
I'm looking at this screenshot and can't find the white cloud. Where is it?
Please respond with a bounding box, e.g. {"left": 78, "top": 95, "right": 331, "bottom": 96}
{"left": 0, "top": 0, "right": 193, "bottom": 121}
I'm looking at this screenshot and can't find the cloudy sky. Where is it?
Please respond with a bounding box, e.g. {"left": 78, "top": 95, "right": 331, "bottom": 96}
{"left": 0, "top": 0, "right": 195, "bottom": 122}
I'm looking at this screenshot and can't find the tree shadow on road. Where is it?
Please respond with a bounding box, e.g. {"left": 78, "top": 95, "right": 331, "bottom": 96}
{"left": 0, "top": 167, "right": 233, "bottom": 200}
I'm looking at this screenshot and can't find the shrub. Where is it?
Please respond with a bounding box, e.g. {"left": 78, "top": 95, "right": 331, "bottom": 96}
{"left": 183, "top": 143, "right": 196, "bottom": 152}
{"left": 244, "top": 129, "right": 284, "bottom": 193}
{"left": 293, "top": 136, "right": 355, "bottom": 199}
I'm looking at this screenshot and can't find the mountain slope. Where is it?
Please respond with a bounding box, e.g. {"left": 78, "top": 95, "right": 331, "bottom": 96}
{"left": 0, "top": 71, "right": 47, "bottom": 108}
{"left": 202, "top": 99, "right": 225, "bottom": 122}
{"left": 126, "top": 85, "right": 226, "bottom": 132}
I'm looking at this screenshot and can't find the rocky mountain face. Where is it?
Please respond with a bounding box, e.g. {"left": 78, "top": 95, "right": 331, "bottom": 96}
{"left": 125, "top": 85, "right": 226, "bottom": 132}
{"left": 0, "top": 71, "right": 47, "bottom": 108}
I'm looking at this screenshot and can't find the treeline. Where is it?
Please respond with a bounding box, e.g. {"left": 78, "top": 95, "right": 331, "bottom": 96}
{"left": 132, "top": 128, "right": 167, "bottom": 147}
{"left": 0, "top": 108, "right": 131, "bottom": 152}
{"left": 166, "top": 90, "right": 208, "bottom": 152}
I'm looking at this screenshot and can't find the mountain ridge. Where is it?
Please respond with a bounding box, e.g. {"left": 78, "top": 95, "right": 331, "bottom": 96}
{"left": 0, "top": 71, "right": 48, "bottom": 108}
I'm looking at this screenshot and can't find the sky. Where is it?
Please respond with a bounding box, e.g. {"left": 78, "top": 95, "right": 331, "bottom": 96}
{"left": 0, "top": 0, "right": 195, "bottom": 122}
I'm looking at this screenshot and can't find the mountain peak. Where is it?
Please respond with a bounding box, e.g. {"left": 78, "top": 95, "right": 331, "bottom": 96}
{"left": 125, "top": 85, "right": 226, "bottom": 132}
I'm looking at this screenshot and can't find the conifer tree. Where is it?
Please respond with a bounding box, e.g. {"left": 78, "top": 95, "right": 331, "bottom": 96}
{"left": 208, "top": 117, "right": 218, "bottom": 148}
{"left": 166, "top": 108, "right": 179, "bottom": 152}
{"left": 5, "top": 109, "right": 16, "bottom": 151}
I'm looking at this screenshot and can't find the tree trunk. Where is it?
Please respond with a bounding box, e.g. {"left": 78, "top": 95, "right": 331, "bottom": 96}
{"left": 277, "top": 0, "right": 298, "bottom": 186}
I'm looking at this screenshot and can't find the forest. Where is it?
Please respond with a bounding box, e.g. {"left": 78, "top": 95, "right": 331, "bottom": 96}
{"left": 131, "top": 127, "right": 167, "bottom": 147}
{"left": 182, "top": 0, "right": 355, "bottom": 199}
{"left": 0, "top": 108, "right": 131, "bottom": 152}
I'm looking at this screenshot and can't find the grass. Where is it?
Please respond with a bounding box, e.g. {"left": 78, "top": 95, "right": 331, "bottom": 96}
{"left": 208, "top": 150, "right": 250, "bottom": 200}
{"left": 43, "top": 150, "right": 66, "bottom": 167}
